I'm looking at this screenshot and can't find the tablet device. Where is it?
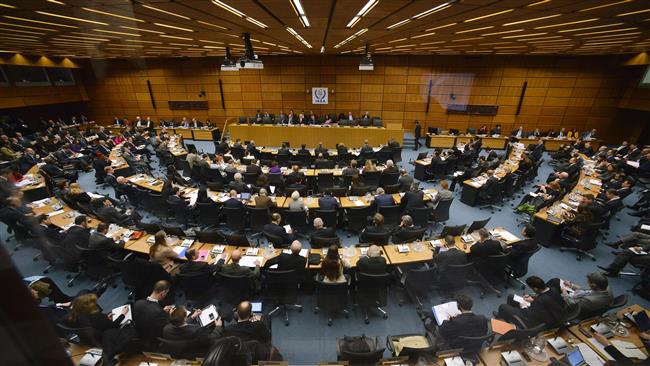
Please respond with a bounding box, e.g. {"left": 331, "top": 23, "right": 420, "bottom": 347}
{"left": 567, "top": 348, "right": 586, "bottom": 366}
{"left": 239, "top": 192, "right": 251, "bottom": 200}
{"left": 634, "top": 311, "right": 650, "bottom": 332}
{"left": 198, "top": 304, "right": 219, "bottom": 327}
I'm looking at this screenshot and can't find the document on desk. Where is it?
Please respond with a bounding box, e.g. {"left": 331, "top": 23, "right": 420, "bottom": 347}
{"left": 172, "top": 246, "right": 187, "bottom": 258}
{"left": 491, "top": 230, "right": 519, "bottom": 243}
{"left": 641, "top": 224, "right": 650, "bottom": 232}
{"left": 610, "top": 340, "right": 648, "bottom": 360}
{"left": 47, "top": 209, "right": 65, "bottom": 217}
{"left": 282, "top": 248, "right": 309, "bottom": 257}
{"left": 239, "top": 255, "right": 263, "bottom": 268}
{"left": 513, "top": 294, "right": 531, "bottom": 309}
{"left": 628, "top": 161, "right": 640, "bottom": 168}
{"left": 111, "top": 304, "right": 132, "bottom": 325}
{"left": 444, "top": 356, "right": 465, "bottom": 366}
{"left": 432, "top": 301, "right": 460, "bottom": 325}
{"left": 583, "top": 339, "right": 611, "bottom": 363}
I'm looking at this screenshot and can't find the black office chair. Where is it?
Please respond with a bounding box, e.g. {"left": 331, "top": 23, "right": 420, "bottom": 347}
{"left": 458, "top": 333, "right": 495, "bottom": 362}
{"left": 403, "top": 267, "right": 436, "bottom": 308}
{"left": 196, "top": 202, "right": 220, "bottom": 228}
{"left": 222, "top": 206, "right": 246, "bottom": 232}
{"left": 263, "top": 230, "right": 289, "bottom": 248}
{"left": 156, "top": 337, "right": 204, "bottom": 360}
{"left": 466, "top": 217, "right": 491, "bottom": 233}
{"left": 195, "top": 229, "right": 225, "bottom": 244}
{"left": 350, "top": 185, "right": 371, "bottom": 196}
{"left": 392, "top": 227, "right": 427, "bottom": 244}
{"left": 57, "top": 324, "right": 100, "bottom": 346}
{"left": 506, "top": 244, "right": 541, "bottom": 289}
{"left": 310, "top": 236, "right": 341, "bottom": 249}
{"left": 356, "top": 272, "right": 390, "bottom": 323}
{"left": 346, "top": 206, "right": 371, "bottom": 235}
{"left": 378, "top": 205, "right": 401, "bottom": 228}
{"left": 362, "top": 171, "right": 382, "bottom": 189}
{"left": 162, "top": 224, "right": 186, "bottom": 237}
{"left": 383, "top": 183, "right": 401, "bottom": 194}
{"left": 176, "top": 271, "right": 215, "bottom": 307}
{"left": 559, "top": 221, "right": 600, "bottom": 261}
{"left": 263, "top": 269, "right": 303, "bottom": 326}
{"left": 314, "top": 209, "right": 338, "bottom": 229}
{"left": 407, "top": 207, "right": 432, "bottom": 230}
{"left": 360, "top": 230, "right": 392, "bottom": 245}
{"left": 282, "top": 209, "right": 309, "bottom": 239}
{"left": 224, "top": 232, "right": 251, "bottom": 246}
{"left": 496, "top": 323, "right": 546, "bottom": 345}
{"left": 438, "top": 224, "right": 466, "bottom": 238}
{"left": 336, "top": 335, "right": 385, "bottom": 365}
{"left": 215, "top": 272, "right": 255, "bottom": 307}
{"left": 474, "top": 253, "right": 510, "bottom": 297}
{"left": 248, "top": 207, "right": 270, "bottom": 235}
{"left": 431, "top": 198, "right": 453, "bottom": 226}
{"left": 436, "top": 262, "right": 485, "bottom": 299}
{"left": 579, "top": 294, "right": 628, "bottom": 320}
{"left": 314, "top": 277, "right": 350, "bottom": 326}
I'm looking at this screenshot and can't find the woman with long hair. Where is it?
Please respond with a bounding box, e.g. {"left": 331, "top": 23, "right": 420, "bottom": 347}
{"left": 65, "top": 293, "right": 129, "bottom": 341}
{"left": 321, "top": 245, "right": 350, "bottom": 283}
{"left": 149, "top": 230, "right": 179, "bottom": 273}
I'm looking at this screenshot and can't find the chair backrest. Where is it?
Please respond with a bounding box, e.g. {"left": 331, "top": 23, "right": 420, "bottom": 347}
{"left": 498, "top": 323, "right": 546, "bottom": 344}
{"left": 137, "top": 221, "right": 162, "bottom": 234}
{"left": 327, "top": 186, "right": 348, "bottom": 197}
{"left": 346, "top": 206, "right": 371, "bottom": 232}
{"left": 223, "top": 206, "right": 246, "bottom": 231}
{"left": 248, "top": 207, "right": 270, "bottom": 232}
{"left": 197, "top": 202, "right": 220, "bottom": 226}
{"left": 310, "top": 236, "right": 341, "bottom": 249}
{"left": 404, "top": 266, "right": 436, "bottom": 293}
{"left": 263, "top": 269, "right": 301, "bottom": 305}
{"left": 215, "top": 272, "right": 254, "bottom": 305}
{"left": 378, "top": 205, "right": 401, "bottom": 227}
{"left": 392, "top": 227, "right": 427, "bottom": 244}
{"left": 195, "top": 229, "right": 225, "bottom": 243}
{"left": 431, "top": 198, "right": 453, "bottom": 222}
{"left": 315, "top": 278, "right": 349, "bottom": 312}
{"left": 317, "top": 172, "right": 334, "bottom": 189}
{"left": 162, "top": 224, "right": 185, "bottom": 237}
{"left": 511, "top": 244, "right": 541, "bottom": 278}
{"left": 407, "top": 207, "right": 432, "bottom": 228}
{"left": 263, "top": 230, "right": 288, "bottom": 248}
{"left": 360, "top": 230, "right": 391, "bottom": 245}
{"left": 458, "top": 333, "right": 494, "bottom": 355}
{"left": 440, "top": 262, "right": 475, "bottom": 291}
{"left": 362, "top": 171, "right": 382, "bottom": 187}
{"left": 176, "top": 271, "right": 215, "bottom": 302}
{"left": 57, "top": 324, "right": 100, "bottom": 346}
{"left": 338, "top": 335, "right": 385, "bottom": 364}
{"left": 314, "top": 209, "right": 338, "bottom": 228}
{"left": 439, "top": 224, "right": 466, "bottom": 237}
{"left": 467, "top": 217, "right": 491, "bottom": 233}
{"left": 224, "top": 232, "right": 250, "bottom": 246}
{"left": 383, "top": 183, "right": 401, "bottom": 194}
{"left": 356, "top": 272, "right": 390, "bottom": 307}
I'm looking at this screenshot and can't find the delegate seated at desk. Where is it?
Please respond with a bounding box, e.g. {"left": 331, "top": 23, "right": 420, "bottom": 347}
{"left": 263, "top": 240, "right": 307, "bottom": 271}
{"left": 433, "top": 294, "right": 488, "bottom": 350}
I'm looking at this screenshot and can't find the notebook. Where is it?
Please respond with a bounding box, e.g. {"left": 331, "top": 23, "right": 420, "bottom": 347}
{"left": 432, "top": 301, "right": 460, "bottom": 326}
{"left": 239, "top": 255, "right": 263, "bottom": 268}
{"left": 111, "top": 304, "right": 132, "bottom": 325}
{"left": 491, "top": 318, "right": 516, "bottom": 335}
{"left": 198, "top": 304, "right": 219, "bottom": 327}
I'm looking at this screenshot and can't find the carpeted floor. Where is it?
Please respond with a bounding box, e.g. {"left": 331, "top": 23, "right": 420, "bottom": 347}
{"left": 5, "top": 136, "right": 650, "bottom": 365}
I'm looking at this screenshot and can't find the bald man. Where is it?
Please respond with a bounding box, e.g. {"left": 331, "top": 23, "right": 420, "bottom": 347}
{"left": 219, "top": 249, "right": 260, "bottom": 278}
{"left": 224, "top": 301, "right": 271, "bottom": 344}
{"left": 263, "top": 240, "right": 306, "bottom": 271}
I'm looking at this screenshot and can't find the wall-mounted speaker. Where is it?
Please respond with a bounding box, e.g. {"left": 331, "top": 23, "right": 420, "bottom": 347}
{"left": 218, "top": 79, "right": 225, "bottom": 110}
{"left": 516, "top": 81, "right": 528, "bottom": 116}
{"left": 146, "top": 79, "right": 156, "bottom": 109}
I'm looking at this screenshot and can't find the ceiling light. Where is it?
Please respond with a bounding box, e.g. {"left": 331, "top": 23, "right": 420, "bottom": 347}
{"left": 57, "top": 35, "right": 110, "bottom": 42}
{"left": 504, "top": 14, "right": 561, "bottom": 26}
{"left": 0, "top": 21, "right": 54, "bottom": 31}
{"left": 36, "top": 11, "right": 109, "bottom": 25}
{"left": 388, "top": 38, "right": 407, "bottom": 43}
{"left": 120, "top": 26, "right": 164, "bottom": 34}
{"left": 420, "top": 41, "right": 445, "bottom": 45}
{"left": 527, "top": 0, "right": 551, "bottom": 6}
{"left": 5, "top": 15, "right": 78, "bottom": 28}
{"left": 154, "top": 23, "right": 194, "bottom": 32}
{"left": 151, "top": 46, "right": 182, "bottom": 49}
{"left": 387, "top": 1, "right": 455, "bottom": 30}
{"left": 93, "top": 29, "right": 140, "bottom": 37}
{"left": 160, "top": 35, "right": 194, "bottom": 40}
{"left": 290, "top": 0, "right": 310, "bottom": 28}
{"left": 320, "top": 45, "right": 325, "bottom": 53}
{"left": 211, "top": 0, "right": 268, "bottom": 28}
{"left": 0, "top": 28, "right": 45, "bottom": 35}
{"left": 286, "top": 27, "right": 312, "bottom": 48}
{"left": 333, "top": 28, "right": 367, "bottom": 48}
{"left": 465, "top": 9, "right": 514, "bottom": 23}
{"left": 502, "top": 32, "right": 547, "bottom": 39}
{"left": 574, "top": 27, "right": 637, "bottom": 36}
{"left": 411, "top": 32, "right": 436, "bottom": 39}
{"left": 535, "top": 18, "right": 599, "bottom": 29}
{"left": 579, "top": 0, "right": 633, "bottom": 12}
{"left": 617, "top": 8, "right": 650, "bottom": 17}
{"left": 81, "top": 8, "right": 144, "bottom": 22}
{"left": 558, "top": 23, "right": 623, "bottom": 33}
{"left": 199, "top": 39, "right": 223, "bottom": 44}
{"left": 586, "top": 32, "right": 641, "bottom": 39}
{"left": 0, "top": 3, "right": 16, "bottom": 8}
{"left": 482, "top": 29, "right": 524, "bottom": 36}
{"left": 125, "top": 39, "right": 163, "bottom": 44}
{"left": 46, "top": 0, "right": 65, "bottom": 4}
{"left": 423, "top": 24, "right": 455, "bottom": 33}
{"left": 140, "top": 4, "right": 190, "bottom": 20}
{"left": 346, "top": 0, "right": 379, "bottom": 28}
{"left": 196, "top": 20, "right": 227, "bottom": 30}
{"left": 452, "top": 37, "right": 483, "bottom": 42}
{"left": 456, "top": 26, "right": 493, "bottom": 34}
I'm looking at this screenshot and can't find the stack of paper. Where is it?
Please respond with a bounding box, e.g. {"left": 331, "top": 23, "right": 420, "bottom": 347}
{"left": 610, "top": 340, "right": 648, "bottom": 360}
{"left": 282, "top": 248, "right": 309, "bottom": 257}
{"left": 239, "top": 255, "right": 263, "bottom": 268}
{"left": 180, "top": 239, "right": 194, "bottom": 248}
{"left": 432, "top": 301, "right": 460, "bottom": 325}
{"left": 513, "top": 294, "right": 531, "bottom": 309}
{"left": 47, "top": 209, "right": 65, "bottom": 217}
{"left": 111, "top": 304, "right": 132, "bottom": 325}
{"left": 172, "top": 246, "right": 187, "bottom": 257}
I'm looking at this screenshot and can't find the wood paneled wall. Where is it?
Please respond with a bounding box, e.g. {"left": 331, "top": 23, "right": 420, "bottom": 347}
{"left": 81, "top": 55, "right": 640, "bottom": 143}
{"left": 619, "top": 66, "right": 650, "bottom": 112}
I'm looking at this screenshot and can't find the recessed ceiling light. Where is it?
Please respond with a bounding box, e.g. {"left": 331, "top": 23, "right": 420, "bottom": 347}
{"left": 579, "top": 0, "right": 633, "bottom": 12}
{"left": 93, "top": 29, "right": 141, "bottom": 37}
{"left": 617, "top": 8, "right": 650, "bottom": 17}
{"left": 140, "top": 4, "right": 190, "bottom": 20}
{"left": 411, "top": 32, "right": 436, "bottom": 39}
{"left": 502, "top": 32, "right": 547, "bottom": 39}
{"left": 36, "top": 11, "right": 109, "bottom": 25}
{"left": 57, "top": 35, "right": 110, "bottom": 42}
{"left": 464, "top": 9, "right": 514, "bottom": 23}
{"left": 482, "top": 29, "right": 524, "bottom": 36}
{"left": 0, "top": 3, "right": 16, "bottom": 8}
{"left": 81, "top": 8, "right": 144, "bottom": 22}
{"left": 535, "top": 18, "right": 599, "bottom": 29}
{"left": 160, "top": 35, "right": 194, "bottom": 40}
{"left": 420, "top": 41, "right": 445, "bottom": 45}
{"left": 0, "top": 21, "right": 54, "bottom": 31}
{"left": 573, "top": 27, "right": 637, "bottom": 36}
{"left": 425, "top": 23, "right": 457, "bottom": 32}
{"left": 290, "top": 0, "right": 311, "bottom": 28}
{"left": 196, "top": 20, "right": 227, "bottom": 30}
{"left": 558, "top": 23, "right": 623, "bottom": 33}
{"left": 286, "top": 26, "right": 312, "bottom": 48}
{"left": 346, "top": 0, "right": 379, "bottom": 28}
{"left": 320, "top": 45, "right": 325, "bottom": 53}
{"left": 4, "top": 15, "right": 79, "bottom": 28}
{"left": 125, "top": 39, "right": 163, "bottom": 44}
{"left": 388, "top": 38, "right": 407, "bottom": 43}
{"left": 210, "top": 0, "right": 268, "bottom": 28}
{"left": 46, "top": 0, "right": 65, "bottom": 4}
{"left": 503, "top": 14, "right": 561, "bottom": 26}
{"left": 120, "top": 26, "right": 165, "bottom": 34}
{"left": 154, "top": 23, "right": 194, "bottom": 32}
{"left": 456, "top": 26, "right": 493, "bottom": 34}
{"left": 527, "top": 0, "right": 551, "bottom": 6}
{"left": 452, "top": 37, "right": 483, "bottom": 42}
{"left": 199, "top": 39, "right": 224, "bottom": 44}
{"left": 387, "top": 1, "right": 455, "bottom": 29}
{"left": 0, "top": 28, "right": 45, "bottom": 35}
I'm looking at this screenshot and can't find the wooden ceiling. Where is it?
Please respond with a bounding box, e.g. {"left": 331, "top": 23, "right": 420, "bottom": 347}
{"left": 0, "top": 0, "right": 648, "bottom": 58}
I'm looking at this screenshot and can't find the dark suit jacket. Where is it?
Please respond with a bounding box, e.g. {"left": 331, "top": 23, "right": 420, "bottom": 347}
{"left": 436, "top": 248, "right": 467, "bottom": 273}
{"left": 97, "top": 205, "right": 130, "bottom": 224}
{"left": 507, "top": 238, "right": 537, "bottom": 261}
{"left": 179, "top": 259, "right": 223, "bottom": 275}
{"left": 469, "top": 239, "right": 504, "bottom": 260}
{"left": 372, "top": 194, "right": 396, "bottom": 211}
{"left": 263, "top": 223, "right": 293, "bottom": 244}
{"left": 224, "top": 320, "right": 271, "bottom": 344}
{"left": 392, "top": 225, "right": 423, "bottom": 243}
{"left": 223, "top": 198, "right": 244, "bottom": 209}
{"left": 162, "top": 323, "right": 213, "bottom": 342}
{"left": 310, "top": 227, "right": 337, "bottom": 240}
{"left": 523, "top": 287, "right": 567, "bottom": 328}
{"left": 263, "top": 252, "right": 306, "bottom": 271}
{"left": 246, "top": 164, "right": 261, "bottom": 175}
{"left": 133, "top": 298, "right": 169, "bottom": 341}
{"left": 219, "top": 262, "right": 260, "bottom": 278}
{"left": 228, "top": 181, "right": 249, "bottom": 193}
{"left": 400, "top": 190, "right": 425, "bottom": 209}
{"left": 439, "top": 312, "right": 488, "bottom": 349}
{"left": 318, "top": 196, "right": 340, "bottom": 210}
{"left": 88, "top": 232, "right": 123, "bottom": 253}
{"left": 357, "top": 256, "right": 387, "bottom": 274}
{"left": 61, "top": 225, "right": 90, "bottom": 258}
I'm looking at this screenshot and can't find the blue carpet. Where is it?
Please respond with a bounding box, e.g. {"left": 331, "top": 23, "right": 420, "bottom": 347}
{"left": 5, "top": 137, "right": 649, "bottom": 364}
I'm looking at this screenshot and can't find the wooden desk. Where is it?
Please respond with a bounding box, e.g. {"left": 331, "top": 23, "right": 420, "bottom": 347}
{"left": 20, "top": 165, "right": 49, "bottom": 201}
{"left": 427, "top": 135, "right": 457, "bottom": 149}
{"left": 461, "top": 146, "right": 523, "bottom": 206}
{"left": 69, "top": 344, "right": 185, "bottom": 366}
{"left": 479, "top": 329, "right": 571, "bottom": 366}
{"left": 309, "top": 246, "right": 390, "bottom": 269}
{"left": 481, "top": 136, "right": 509, "bottom": 150}
{"left": 229, "top": 124, "right": 403, "bottom": 148}
{"left": 192, "top": 128, "right": 219, "bottom": 141}
{"left": 383, "top": 242, "right": 434, "bottom": 265}
{"left": 127, "top": 174, "right": 165, "bottom": 193}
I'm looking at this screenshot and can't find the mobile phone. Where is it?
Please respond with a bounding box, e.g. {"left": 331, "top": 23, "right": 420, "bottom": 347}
{"left": 579, "top": 327, "right": 591, "bottom": 337}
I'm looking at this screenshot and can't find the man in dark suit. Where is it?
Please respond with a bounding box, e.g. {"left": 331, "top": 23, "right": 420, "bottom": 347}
{"left": 179, "top": 249, "right": 226, "bottom": 275}
{"left": 342, "top": 160, "right": 360, "bottom": 176}
{"left": 602, "top": 188, "right": 623, "bottom": 214}
{"left": 435, "top": 235, "right": 467, "bottom": 274}
{"left": 162, "top": 305, "right": 221, "bottom": 349}
{"left": 96, "top": 199, "right": 135, "bottom": 226}
{"left": 88, "top": 222, "right": 125, "bottom": 258}
{"left": 478, "top": 170, "right": 498, "bottom": 202}
{"left": 286, "top": 165, "right": 305, "bottom": 186}
{"left": 263, "top": 213, "right": 294, "bottom": 245}
{"left": 357, "top": 245, "right": 387, "bottom": 274}
{"left": 497, "top": 276, "right": 567, "bottom": 328}
{"left": 104, "top": 167, "right": 117, "bottom": 188}
{"left": 228, "top": 173, "right": 250, "bottom": 193}
{"left": 469, "top": 228, "right": 504, "bottom": 261}
{"left": 414, "top": 120, "right": 421, "bottom": 150}
{"left": 277, "top": 143, "right": 291, "bottom": 155}
{"left": 318, "top": 190, "right": 340, "bottom": 210}
{"left": 400, "top": 183, "right": 425, "bottom": 210}
{"left": 297, "top": 144, "right": 310, "bottom": 155}
{"left": 224, "top": 301, "right": 271, "bottom": 344}
{"left": 371, "top": 187, "right": 396, "bottom": 211}
{"left": 217, "top": 249, "right": 260, "bottom": 291}
{"left": 133, "top": 280, "right": 173, "bottom": 341}
{"left": 507, "top": 224, "right": 538, "bottom": 264}
{"left": 246, "top": 160, "right": 262, "bottom": 176}
{"left": 392, "top": 215, "right": 423, "bottom": 243}
{"left": 309, "top": 217, "right": 337, "bottom": 241}
{"left": 360, "top": 140, "right": 374, "bottom": 154}
{"left": 263, "top": 240, "right": 307, "bottom": 271}
{"left": 223, "top": 190, "right": 245, "bottom": 209}
{"left": 437, "top": 294, "right": 488, "bottom": 350}
{"left": 315, "top": 143, "right": 328, "bottom": 156}
{"left": 36, "top": 214, "right": 65, "bottom": 243}
{"left": 60, "top": 215, "right": 91, "bottom": 266}
{"left": 17, "top": 147, "right": 39, "bottom": 173}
